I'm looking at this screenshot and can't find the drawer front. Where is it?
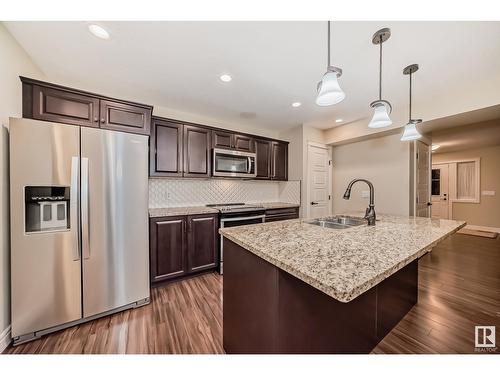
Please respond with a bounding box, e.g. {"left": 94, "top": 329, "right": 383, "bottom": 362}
{"left": 100, "top": 100, "right": 152, "bottom": 135}
{"left": 265, "top": 207, "right": 299, "bottom": 222}
{"left": 32, "top": 85, "right": 99, "bottom": 127}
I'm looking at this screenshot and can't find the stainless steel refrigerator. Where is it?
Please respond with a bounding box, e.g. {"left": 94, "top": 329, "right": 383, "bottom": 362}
{"left": 9, "top": 118, "right": 150, "bottom": 345}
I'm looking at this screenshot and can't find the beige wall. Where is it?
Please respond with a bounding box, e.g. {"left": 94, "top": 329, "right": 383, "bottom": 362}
{"left": 0, "top": 24, "right": 46, "bottom": 338}
{"left": 332, "top": 133, "right": 411, "bottom": 216}
{"left": 432, "top": 145, "right": 500, "bottom": 228}
{"left": 279, "top": 125, "right": 328, "bottom": 217}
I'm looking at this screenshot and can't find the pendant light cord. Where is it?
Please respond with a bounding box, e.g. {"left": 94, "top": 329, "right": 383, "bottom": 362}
{"left": 409, "top": 72, "right": 412, "bottom": 121}
{"left": 327, "top": 21, "right": 331, "bottom": 67}
{"left": 379, "top": 35, "right": 382, "bottom": 100}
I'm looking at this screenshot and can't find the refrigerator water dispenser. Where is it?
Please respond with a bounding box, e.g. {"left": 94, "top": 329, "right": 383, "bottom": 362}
{"left": 25, "top": 186, "right": 71, "bottom": 233}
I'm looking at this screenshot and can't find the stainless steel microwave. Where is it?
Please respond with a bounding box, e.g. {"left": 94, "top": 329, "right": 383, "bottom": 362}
{"left": 212, "top": 148, "right": 257, "bottom": 178}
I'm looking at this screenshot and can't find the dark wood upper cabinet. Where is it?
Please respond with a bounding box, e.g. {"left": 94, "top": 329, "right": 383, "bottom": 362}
{"left": 271, "top": 141, "right": 288, "bottom": 181}
{"left": 212, "top": 130, "right": 254, "bottom": 152}
{"left": 255, "top": 139, "right": 272, "bottom": 179}
{"left": 31, "top": 85, "right": 100, "bottom": 128}
{"left": 212, "top": 130, "right": 233, "bottom": 149}
{"left": 149, "top": 216, "right": 186, "bottom": 283}
{"left": 150, "top": 118, "right": 183, "bottom": 177}
{"left": 187, "top": 214, "right": 218, "bottom": 273}
{"left": 183, "top": 125, "right": 211, "bottom": 178}
{"left": 99, "top": 100, "right": 151, "bottom": 135}
{"left": 233, "top": 134, "right": 254, "bottom": 152}
{"left": 21, "top": 77, "right": 152, "bottom": 135}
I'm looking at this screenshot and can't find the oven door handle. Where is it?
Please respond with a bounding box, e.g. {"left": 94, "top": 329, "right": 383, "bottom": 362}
{"left": 220, "top": 214, "right": 265, "bottom": 223}
{"left": 247, "top": 156, "right": 253, "bottom": 174}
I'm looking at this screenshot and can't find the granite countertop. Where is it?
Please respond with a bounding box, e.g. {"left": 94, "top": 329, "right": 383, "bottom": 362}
{"left": 260, "top": 202, "right": 300, "bottom": 210}
{"left": 219, "top": 214, "right": 465, "bottom": 303}
{"left": 149, "top": 206, "right": 219, "bottom": 217}
{"left": 149, "top": 202, "right": 300, "bottom": 217}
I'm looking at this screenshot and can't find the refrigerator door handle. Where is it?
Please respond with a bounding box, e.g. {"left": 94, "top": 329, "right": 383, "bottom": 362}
{"left": 70, "top": 156, "right": 80, "bottom": 261}
{"left": 81, "top": 157, "right": 90, "bottom": 259}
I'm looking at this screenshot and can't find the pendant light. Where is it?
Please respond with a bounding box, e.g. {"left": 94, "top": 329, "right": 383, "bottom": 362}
{"left": 400, "top": 64, "right": 423, "bottom": 141}
{"left": 316, "top": 21, "right": 345, "bottom": 106}
{"left": 368, "top": 28, "right": 392, "bottom": 128}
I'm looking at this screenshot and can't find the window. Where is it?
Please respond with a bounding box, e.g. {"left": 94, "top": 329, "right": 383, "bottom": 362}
{"left": 453, "top": 158, "right": 480, "bottom": 203}
{"left": 431, "top": 168, "right": 440, "bottom": 196}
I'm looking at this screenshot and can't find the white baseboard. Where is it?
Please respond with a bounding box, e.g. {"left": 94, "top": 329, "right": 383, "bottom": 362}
{"left": 464, "top": 224, "right": 500, "bottom": 234}
{"left": 0, "top": 325, "right": 11, "bottom": 353}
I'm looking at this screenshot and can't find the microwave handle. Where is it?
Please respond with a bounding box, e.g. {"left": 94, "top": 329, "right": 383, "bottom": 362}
{"left": 247, "top": 156, "right": 253, "bottom": 174}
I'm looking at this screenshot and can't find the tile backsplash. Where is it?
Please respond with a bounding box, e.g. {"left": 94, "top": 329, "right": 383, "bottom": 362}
{"left": 149, "top": 178, "right": 301, "bottom": 208}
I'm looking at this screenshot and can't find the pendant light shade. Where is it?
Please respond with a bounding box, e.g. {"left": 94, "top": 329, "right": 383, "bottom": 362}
{"left": 316, "top": 68, "right": 345, "bottom": 106}
{"left": 368, "top": 28, "right": 392, "bottom": 129}
{"left": 400, "top": 64, "right": 423, "bottom": 142}
{"left": 400, "top": 120, "right": 422, "bottom": 141}
{"left": 316, "top": 21, "right": 345, "bottom": 106}
{"left": 368, "top": 101, "right": 392, "bottom": 128}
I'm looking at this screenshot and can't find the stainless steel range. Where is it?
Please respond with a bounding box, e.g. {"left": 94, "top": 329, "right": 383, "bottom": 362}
{"left": 207, "top": 203, "right": 266, "bottom": 274}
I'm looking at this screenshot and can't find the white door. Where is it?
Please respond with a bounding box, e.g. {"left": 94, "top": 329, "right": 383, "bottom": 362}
{"left": 415, "top": 141, "right": 431, "bottom": 217}
{"left": 306, "top": 143, "right": 332, "bottom": 218}
{"left": 431, "top": 164, "right": 449, "bottom": 219}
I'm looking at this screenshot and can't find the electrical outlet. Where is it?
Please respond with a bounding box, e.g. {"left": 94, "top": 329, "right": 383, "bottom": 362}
{"left": 166, "top": 192, "right": 172, "bottom": 200}
{"left": 361, "top": 190, "right": 370, "bottom": 199}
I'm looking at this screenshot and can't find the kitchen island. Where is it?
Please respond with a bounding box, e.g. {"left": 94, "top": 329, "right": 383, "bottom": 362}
{"left": 219, "top": 214, "right": 465, "bottom": 353}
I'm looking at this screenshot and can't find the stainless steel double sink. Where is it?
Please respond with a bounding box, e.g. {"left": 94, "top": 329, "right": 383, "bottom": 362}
{"left": 306, "top": 215, "right": 366, "bottom": 229}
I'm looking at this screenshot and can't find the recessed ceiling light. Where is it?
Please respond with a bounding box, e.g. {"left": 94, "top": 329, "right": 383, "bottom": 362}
{"left": 292, "top": 102, "right": 301, "bottom": 108}
{"left": 431, "top": 144, "right": 441, "bottom": 151}
{"left": 88, "top": 24, "right": 110, "bottom": 40}
{"left": 335, "top": 119, "right": 343, "bottom": 123}
{"left": 220, "top": 74, "right": 232, "bottom": 82}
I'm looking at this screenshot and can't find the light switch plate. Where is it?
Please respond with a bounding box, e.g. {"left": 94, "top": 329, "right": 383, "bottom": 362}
{"left": 361, "top": 190, "right": 370, "bottom": 198}
{"left": 482, "top": 190, "right": 495, "bottom": 196}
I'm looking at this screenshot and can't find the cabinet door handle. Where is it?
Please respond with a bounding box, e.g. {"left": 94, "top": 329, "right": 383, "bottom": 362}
{"left": 100, "top": 118, "right": 105, "bottom": 123}
{"left": 94, "top": 117, "right": 98, "bottom": 123}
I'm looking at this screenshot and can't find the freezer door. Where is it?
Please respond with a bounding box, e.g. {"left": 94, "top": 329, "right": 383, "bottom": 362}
{"left": 9, "top": 118, "right": 82, "bottom": 338}
{"left": 81, "top": 127, "right": 149, "bottom": 318}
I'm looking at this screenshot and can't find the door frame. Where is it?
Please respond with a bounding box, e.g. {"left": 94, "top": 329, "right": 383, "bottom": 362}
{"left": 305, "top": 141, "right": 333, "bottom": 218}
{"left": 410, "top": 138, "right": 432, "bottom": 217}
{"left": 432, "top": 157, "right": 481, "bottom": 220}
{"left": 430, "top": 163, "right": 450, "bottom": 219}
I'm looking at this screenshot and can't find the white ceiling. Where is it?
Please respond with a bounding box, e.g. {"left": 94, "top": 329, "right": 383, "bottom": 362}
{"left": 430, "top": 119, "right": 500, "bottom": 154}
{"left": 421, "top": 104, "right": 500, "bottom": 135}
{"left": 5, "top": 21, "right": 500, "bottom": 131}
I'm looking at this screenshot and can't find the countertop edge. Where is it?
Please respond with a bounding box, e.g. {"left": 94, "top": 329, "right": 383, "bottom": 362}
{"left": 220, "top": 220, "right": 466, "bottom": 303}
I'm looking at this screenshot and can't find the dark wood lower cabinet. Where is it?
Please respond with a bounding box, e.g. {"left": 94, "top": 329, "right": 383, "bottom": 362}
{"left": 187, "top": 214, "right": 218, "bottom": 273}
{"left": 149, "top": 216, "right": 187, "bottom": 283}
{"left": 150, "top": 214, "right": 219, "bottom": 285}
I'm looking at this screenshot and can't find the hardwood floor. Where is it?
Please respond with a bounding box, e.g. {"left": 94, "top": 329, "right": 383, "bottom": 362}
{"left": 5, "top": 273, "right": 224, "bottom": 354}
{"left": 4, "top": 233, "right": 499, "bottom": 354}
{"left": 373, "top": 233, "right": 500, "bottom": 354}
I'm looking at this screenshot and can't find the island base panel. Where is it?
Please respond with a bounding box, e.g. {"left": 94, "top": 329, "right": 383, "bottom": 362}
{"left": 223, "top": 238, "right": 418, "bottom": 354}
